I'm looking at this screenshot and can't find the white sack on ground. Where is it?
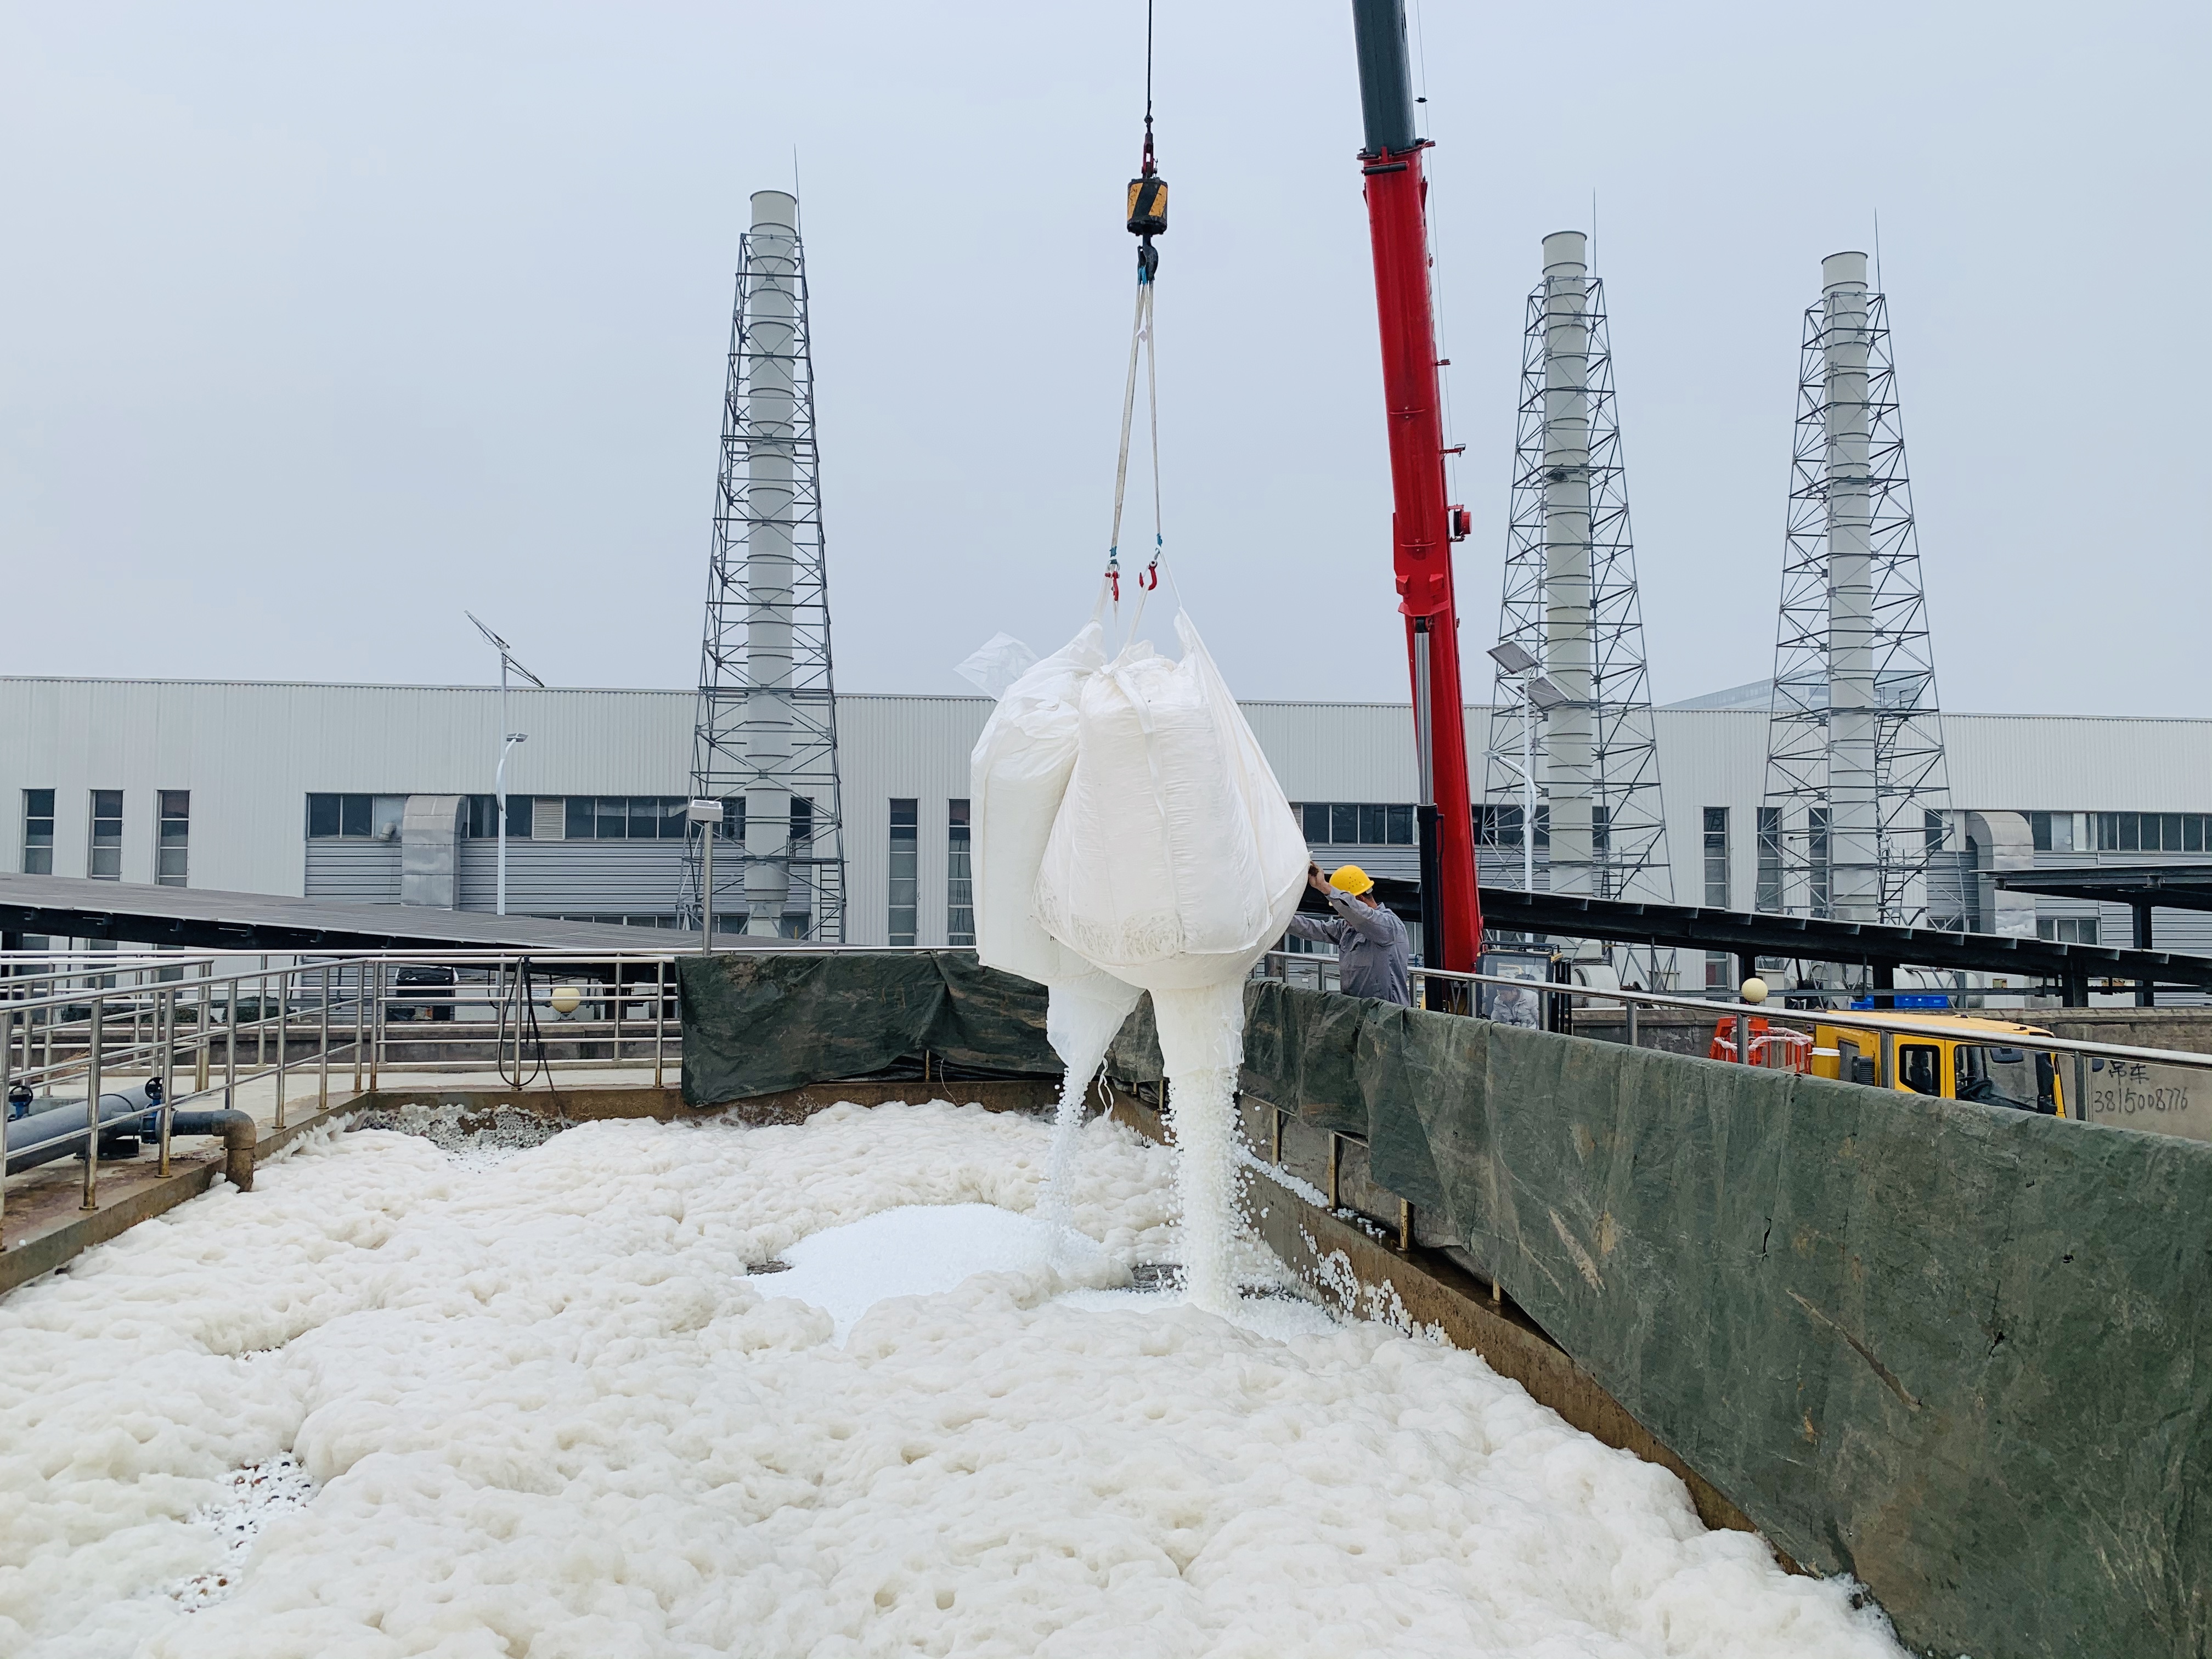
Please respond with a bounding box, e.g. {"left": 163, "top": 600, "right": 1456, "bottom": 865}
{"left": 967, "top": 623, "right": 1144, "bottom": 1232}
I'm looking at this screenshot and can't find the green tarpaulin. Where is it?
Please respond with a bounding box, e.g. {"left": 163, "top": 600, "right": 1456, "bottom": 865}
{"left": 678, "top": 951, "right": 1058, "bottom": 1104}
{"left": 1116, "top": 978, "right": 2212, "bottom": 1659}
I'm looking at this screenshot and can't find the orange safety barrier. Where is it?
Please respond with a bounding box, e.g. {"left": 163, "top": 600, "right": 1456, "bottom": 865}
{"left": 1708, "top": 1016, "right": 1814, "bottom": 1073}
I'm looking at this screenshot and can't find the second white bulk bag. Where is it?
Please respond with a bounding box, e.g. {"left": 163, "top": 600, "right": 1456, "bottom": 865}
{"left": 968, "top": 619, "right": 1144, "bottom": 1030}
{"left": 1032, "top": 611, "right": 1307, "bottom": 995}
{"left": 968, "top": 623, "right": 1110, "bottom": 991}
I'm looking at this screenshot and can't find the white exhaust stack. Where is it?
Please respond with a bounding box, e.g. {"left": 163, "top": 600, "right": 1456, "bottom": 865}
{"left": 741, "top": 189, "right": 800, "bottom": 935}
{"left": 1821, "top": 251, "right": 1880, "bottom": 925}
{"left": 1540, "top": 230, "right": 1595, "bottom": 894}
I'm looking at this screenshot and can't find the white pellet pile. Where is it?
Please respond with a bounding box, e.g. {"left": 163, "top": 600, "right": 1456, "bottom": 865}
{"left": 0, "top": 1103, "right": 1903, "bottom": 1658}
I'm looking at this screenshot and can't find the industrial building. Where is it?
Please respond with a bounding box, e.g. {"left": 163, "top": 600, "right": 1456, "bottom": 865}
{"left": 7, "top": 673, "right": 2211, "bottom": 993}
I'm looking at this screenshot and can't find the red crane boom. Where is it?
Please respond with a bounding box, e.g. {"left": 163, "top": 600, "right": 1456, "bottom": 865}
{"left": 1350, "top": 0, "right": 1482, "bottom": 978}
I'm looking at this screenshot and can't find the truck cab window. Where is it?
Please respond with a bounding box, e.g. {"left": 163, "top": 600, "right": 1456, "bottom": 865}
{"left": 1898, "top": 1045, "right": 1942, "bottom": 1096}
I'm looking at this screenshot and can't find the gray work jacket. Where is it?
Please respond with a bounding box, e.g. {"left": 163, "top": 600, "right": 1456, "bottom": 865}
{"left": 1286, "top": 891, "right": 1412, "bottom": 1005}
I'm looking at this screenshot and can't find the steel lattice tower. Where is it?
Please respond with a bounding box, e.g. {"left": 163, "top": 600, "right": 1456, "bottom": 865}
{"left": 1760, "top": 251, "right": 1948, "bottom": 929}
{"left": 1486, "top": 232, "right": 1671, "bottom": 908}
{"left": 678, "top": 190, "right": 847, "bottom": 941}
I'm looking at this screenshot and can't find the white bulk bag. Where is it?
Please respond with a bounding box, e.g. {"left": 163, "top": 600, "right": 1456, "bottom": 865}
{"left": 1033, "top": 611, "right": 1307, "bottom": 997}
{"left": 968, "top": 621, "right": 1143, "bottom": 1045}
{"left": 969, "top": 622, "right": 1119, "bottom": 997}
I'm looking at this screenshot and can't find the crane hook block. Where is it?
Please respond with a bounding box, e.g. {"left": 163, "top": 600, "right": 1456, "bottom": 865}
{"left": 1126, "top": 174, "right": 1169, "bottom": 238}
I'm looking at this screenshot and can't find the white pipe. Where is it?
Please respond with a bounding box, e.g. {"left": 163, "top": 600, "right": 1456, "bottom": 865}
{"left": 1540, "top": 231, "right": 1594, "bottom": 894}
{"left": 495, "top": 660, "right": 510, "bottom": 916}
{"left": 743, "top": 189, "right": 800, "bottom": 938}
{"left": 1522, "top": 682, "right": 1536, "bottom": 895}
{"left": 1822, "top": 251, "right": 1880, "bottom": 924}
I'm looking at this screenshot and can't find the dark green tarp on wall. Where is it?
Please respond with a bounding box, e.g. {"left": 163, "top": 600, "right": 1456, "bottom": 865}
{"left": 1114, "top": 978, "right": 2211, "bottom": 1659}
{"left": 678, "top": 951, "right": 1058, "bottom": 1103}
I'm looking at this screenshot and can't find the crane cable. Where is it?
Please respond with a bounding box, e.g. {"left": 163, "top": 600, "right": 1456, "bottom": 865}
{"left": 1105, "top": 0, "right": 1167, "bottom": 619}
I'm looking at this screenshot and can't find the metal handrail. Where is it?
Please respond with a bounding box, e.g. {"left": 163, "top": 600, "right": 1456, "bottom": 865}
{"left": 16, "top": 936, "right": 2207, "bottom": 1257}
{"left": 1261, "top": 949, "right": 2212, "bottom": 1076}
{"left": 2, "top": 946, "right": 704, "bottom": 1250}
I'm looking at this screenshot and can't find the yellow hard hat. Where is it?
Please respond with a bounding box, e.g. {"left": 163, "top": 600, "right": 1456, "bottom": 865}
{"left": 1328, "top": 864, "right": 1375, "bottom": 896}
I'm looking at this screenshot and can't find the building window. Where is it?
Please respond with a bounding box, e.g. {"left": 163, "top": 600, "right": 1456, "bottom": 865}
{"left": 21, "top": 790, "right": 54, "bottom": 874}
{"left": 465, "top": 795, "right": 534, "bottom": 838}
{"left": 888, "top": 798, "right": 918, "bottom": 945}
{"left": 1705, "top": 952, "right": 1731, "bottom": 990}
{"left": 1701, "top": 807, "right": 1729, "bottom": 909}
{"left": 157, "top": 791, "right": 190, "bottom": 886}
{"left": 947, "top": 799, "right": 974, "bottom": 946}
{"left": 559, "top": 796, "right": 692, "bottom": 839}
{"left": 1477, "top": 804, "right": 1550, "bottom": 850}
{"left": 1296, "top": 802, "right": 1418, "bottom": 845}
{"left": 1755, "top": 806, "right": 1782, "bottom": 911}
{"left": 306, "top": 794, "right": 407, "bottom": 839}
{"left": 2094, "top": 811, "right": 2211, "bottom": 853}
{"left": 88, "top": 791, "right": 123, "bottom": 879}
{"left": 2038, "top": 917, "right": 2099, "bottom": 945}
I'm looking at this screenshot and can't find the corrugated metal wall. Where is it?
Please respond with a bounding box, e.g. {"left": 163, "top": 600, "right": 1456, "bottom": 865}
{"left": 10, "top": 676, "right": 2212, "bottom": 954}
{"left": 0, "top": 678, "right": 692, "bottom": 897}
{"left": 453, "top": 841, "right": 686, "bottom": 918}
{"left": 303, "top": 841, "right": 401, "bottom": 902}
{"left": 838, "top": 697, "right": 992, "bottom": 946}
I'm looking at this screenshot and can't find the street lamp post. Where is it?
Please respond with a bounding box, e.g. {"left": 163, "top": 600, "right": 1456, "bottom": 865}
{"left": 1487, "top": 640, "right": 1570, "bottom": 895}
{"left": 466, "top": 612, "right": 546, "bottom": 919}
{"left": 495, "top": 732, "right": 527, "bottom": 915}
{"left": 685, "top": 800, "right": 724, "bottom": 952}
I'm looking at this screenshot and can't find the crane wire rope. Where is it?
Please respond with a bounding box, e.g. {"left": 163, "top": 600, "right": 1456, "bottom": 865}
{"left": 1104, "top": 0, "right": 1170, "bottom": 633}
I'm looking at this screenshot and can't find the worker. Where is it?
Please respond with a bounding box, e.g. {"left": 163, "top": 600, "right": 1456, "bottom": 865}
{"left": 1288, "top": 862, "right": 1412, "bottom": 1006}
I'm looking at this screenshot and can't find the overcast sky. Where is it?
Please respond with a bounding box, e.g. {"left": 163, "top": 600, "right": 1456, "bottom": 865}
{"left": 3, "top": 1, "right": 2204, "bottom": 716}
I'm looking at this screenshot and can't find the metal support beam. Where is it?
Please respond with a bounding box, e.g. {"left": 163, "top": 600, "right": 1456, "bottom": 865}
{"left": 1871, "top": 960, "right": 1895, "bottom": 1011}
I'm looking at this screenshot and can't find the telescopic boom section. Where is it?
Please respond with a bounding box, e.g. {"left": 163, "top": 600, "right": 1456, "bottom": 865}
{"left": 1350, "top": 0, "right": 1481, "bottom": 975}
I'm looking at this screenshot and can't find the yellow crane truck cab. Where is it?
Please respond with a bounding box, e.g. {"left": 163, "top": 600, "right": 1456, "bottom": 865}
{"left": 1810, "top": 1013, "right": 2068, "bottom": 1117}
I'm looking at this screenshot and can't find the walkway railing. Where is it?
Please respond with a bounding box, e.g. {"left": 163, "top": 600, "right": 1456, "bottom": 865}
{"left": 12, "top": 940, "right": 2211, "bottom": 1252}
{"left": 1260, "top": 948, "right": 2212, "bottom": 1111}
{"left": 1, "top": 947, "right": 688, "bottom": 1246}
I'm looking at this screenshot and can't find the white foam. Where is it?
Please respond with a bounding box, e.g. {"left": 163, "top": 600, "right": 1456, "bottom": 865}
{"left": 0, "top": 1101, "right": 1904, "bottom": 1659}
{"left": 771, "top": 1201, "right": 1104, "bottom": 1342}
